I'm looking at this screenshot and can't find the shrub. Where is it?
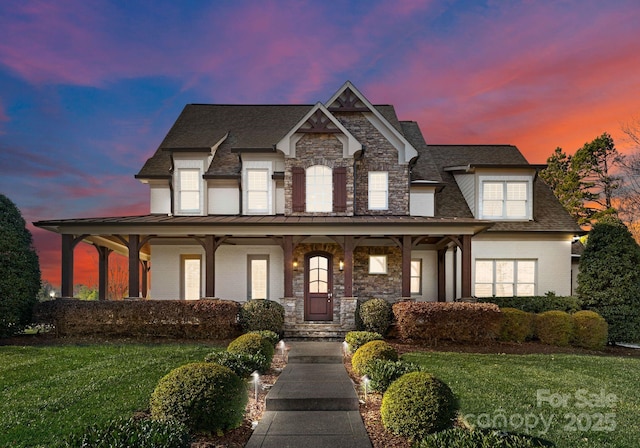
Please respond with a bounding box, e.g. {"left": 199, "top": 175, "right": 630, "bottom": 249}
{"left": 478, "top": 293, "right": 581, "bottom": 313}
{"left": 499, "top": 308, "right": 535, "bottom": 342}
{"left": 358, "top": 298, "right": 393, "bottom": 335}
{"left": 249, "top": 329, "right": 280, "bottom": 347}
{"left": 227, "top": 333, "right": 274, "bottom": 372}
{"left": 535, "top": 311, "right": 574, "bottom": 346}
{"left": 365, "top": 359, "right": 423, "bottom": 393}
{"left": 150, "top": 363, "right": 246, "bottom": 433}
{"left": 392, "top": 301, "right": 502, "bottom": 343}
{"left": 56, "top": 418, "right": 190, "bottom": 448}
{"left": 345, "top": 331, "right": 384, "bottom": 353}
{"left": 572, "top": 310, "right": 608, "bottom": 350}
{"left": 381, "top": 371, "right": 457, "bottom": 439}
{"left": 418, "top": 428, "right": 552, "bottom": 447}
{"left": 239, "top": 299, "right": 285, "bottom": 334}
{"left": 204, "top": 350, "right": 268, "bottom": 378}
{"left": 351, "top": 340, "right": 398, "bottom": 376}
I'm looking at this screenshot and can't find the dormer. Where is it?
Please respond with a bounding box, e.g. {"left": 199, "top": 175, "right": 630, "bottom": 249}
{"left": 445, "top": 164, "right": 538, "bottom": 221}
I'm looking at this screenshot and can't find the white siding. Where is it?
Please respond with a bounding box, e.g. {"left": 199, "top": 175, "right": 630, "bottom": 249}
{"left": 409, "top": 188, "right": 435, "bottom": 217}
{"left": 409, "top": 250, "right": 438, "bottom": 301}
{"left": 472, "top": 233, "right": 573, "bottom": 296}
{"left": 208, "top": 180, "right": 239, "bottom": 214}
{"left": 275, "top": 183, "right": 285, "bottom": 214}
{"left": 149, "top": 182, "right": 171, "bottom": 214}
{"left": 150, "top": 244, "right": 205, "bottom": 299}
{"left": 453, "top": 173, "right": 475, "bottom": 215}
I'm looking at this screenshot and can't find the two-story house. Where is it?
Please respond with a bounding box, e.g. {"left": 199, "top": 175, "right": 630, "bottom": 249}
{"left": 35, "top": 81, "right": 580, "bottom": 337}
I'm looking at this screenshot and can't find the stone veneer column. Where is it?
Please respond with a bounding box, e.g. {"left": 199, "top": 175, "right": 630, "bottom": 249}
{"left": 340, "top": 297, "right": 358, "bottom": 331}
{"left": 283, "top": 296, "right": 297, "bottom": 331}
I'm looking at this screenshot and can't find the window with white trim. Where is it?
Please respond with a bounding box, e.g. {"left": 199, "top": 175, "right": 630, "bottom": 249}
{"left": 246, "top": 169, "right": 269, "bottom": 214}
{"left": 306, "top": 165, "right": 332, "bottom": 212}
{"left": 368, "top": 171, "right": 388, "bottom": 210}
{"left": 178, "top": 169, "right": 201, "bottom": 213}
{"left": 481, "top": 180, "right": 530, "bottom": 219}
{"left": 181, "top": 255, "right": 201, "bottom": 300}
{"left": 248, "top": 255, "right": 269, "bottom": 300}
{"left": 411, "top": 259, "right": 422, "bottom": 295}
{"left": 475, "top": 259, "right": 536, "bottom": 297}
{"left": 369, "top": 255, "right": 387, "bottom": 274}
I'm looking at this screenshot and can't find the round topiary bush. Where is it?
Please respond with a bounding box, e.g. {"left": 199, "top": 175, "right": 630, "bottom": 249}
{"left": 572, "top": 310, "right": 608, "bottom": 350}
{"left": 248, "top": 329, "right": 280, "bottom": 347}
{"left": 227, "top": 333, "right": 274, "bottom": 372}
{"left": 345, "top": 330, "right": 384, "bottom": 353}
{"left": 499, "top": 308, "right": 535, "bottom": 343}
{"left": 366, "top": 359, "right": 423, "bottom": 393}
{"left": 351, "top": 340, "right": 398, "bottom": 376}
{"left": 535, "top": 311, "right": 574, "bottom": 346}
{"left": 239, "top": 299, "right": 285, "bottom": 334}
{"left": 358, "top": 298, "right": 393, "bottom": 335}
{"left": 150, "top": 362, "right": 247, "bottom": 433}
{"left": 204, "top": 350, "right": 267, "bottom": 379}
{"left": 381, "top": 371, "right": 457, "bottom": 439}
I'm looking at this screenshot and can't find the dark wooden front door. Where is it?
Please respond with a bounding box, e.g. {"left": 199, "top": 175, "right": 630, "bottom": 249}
{"left": 304, "top": 252, "right": 333, "bottom": 321}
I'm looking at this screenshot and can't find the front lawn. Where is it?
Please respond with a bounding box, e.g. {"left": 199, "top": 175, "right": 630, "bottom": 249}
{"left": 0, "top": 343, "right": 219, "bottom": 447}
{"left": 403, "top": 352, "right": 640, "bottom": 448}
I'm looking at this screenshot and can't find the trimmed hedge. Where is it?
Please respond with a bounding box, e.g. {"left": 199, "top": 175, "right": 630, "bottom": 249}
{"left": 535, "top": 311, "right": 574, "bottom": 346}
{"left": 478, "top": 293, "right": 581, "bottom": 313}
{"left": 499, "top": 308, "right": 535, "bottom": 343}
{"left": 204, "top": 351, "right": 267, "bottom": 379}
{"left": 572, "top": 310, "right": 608, "bottom": 350}
{"left": 345, "top": 331, "right": 384, "bottom": 353}
{"left": 150, "top": 362, "right": 246, "bottom": 433}
{"left": 239, "top": 299, "right": 284, "bottom": 334}
{"left": 358, "top": 298, "right": 393, "bottom": 335}
{"left": 381, "top": 372, "right": 457, "bottom": 439}
{"left": 32, "top": 299, "right": 242, "bottom": 339}
{"left": 365, "top": 359, "right": 424, "bottom": 393}
{"left": 351, "top": 340, "right": 398, "bottom": 376}
{"left": 392, "top": 301, "right": 502, "bottom": 343}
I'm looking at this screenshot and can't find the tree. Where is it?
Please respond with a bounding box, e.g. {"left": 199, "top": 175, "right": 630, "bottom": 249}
{"left": 577, "top": 216, "right": 640, "bottom": 343}
{"left": 540, "top": 133, "right": 623, "bottom": 228}
{"left": 0, "top": 194, "right": 41, "bottom": 336}
{"left": 617, "top": 116, "right": 640, "bottom": 241}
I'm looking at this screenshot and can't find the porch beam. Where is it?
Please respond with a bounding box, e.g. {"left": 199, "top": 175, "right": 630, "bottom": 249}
{"left": 461, "top": 234, "right": 472, "bottom": 298}
{"left": 128, "top": 234, "right": 140, "bottom": 298}
{"left": 437, "top": 247, "right": 447, "bottom": 301}
{"left": 283, "top": 235, "right": 294, "bottom": 297}
{"left": 344, "top": 236, "right": 354, "bottom": 297}
{"left": 61, "top": 234, "right": 74, "bottom": 298}
{"left": 141, "top": 260, "right": 150, "bottom": 298}
{"left": 96, "top": 246, "right": 112, "bottom": 301}
{"left": 205, "top": 235, "right": 216, "bottom": 297}
{"left": 401, "top": 235, "right": 412, "bottom": 298}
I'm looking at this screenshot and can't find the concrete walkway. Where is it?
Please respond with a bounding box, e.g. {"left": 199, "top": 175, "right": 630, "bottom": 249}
{"left": 245, "top": 341, "right": 372, "bottom": 448}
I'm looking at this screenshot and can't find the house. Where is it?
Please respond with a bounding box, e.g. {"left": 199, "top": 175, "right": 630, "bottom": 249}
{"left": 35, "top": 81, "right": 580, "bottom": 337}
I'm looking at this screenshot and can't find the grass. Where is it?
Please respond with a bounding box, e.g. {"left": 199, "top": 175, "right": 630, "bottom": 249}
{"left": 403, "top": 351, "right": 640, "bottom": 448}
{"left": 0, "top": 343, "right": 220, "bottom": 447}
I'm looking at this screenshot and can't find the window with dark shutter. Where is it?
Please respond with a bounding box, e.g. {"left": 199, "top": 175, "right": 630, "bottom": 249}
{"left": 292, "top": 167, "right": 305, "bottom": 212}
{"left": 333, "top": 167, "right": 347, "bottom": 212}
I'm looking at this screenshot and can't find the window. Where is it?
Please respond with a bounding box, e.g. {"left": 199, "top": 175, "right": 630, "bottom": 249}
{"left": 369, "top": 255, "right": 387, "bottom": 274}
{"left": 411, "top": 259, "right": 422, "bottom": 295}
{"left": 306, "top": 165, "right": 332, "bottom": 212}
{"left": 246, "top": 169, "right": 269, "bottom": 213}
{"left": 475, "top": 259, "right": 536, "bottom": 297}
{"left": 368, "top": 171, "right": 388, "bottom": 210}
{"left": 181, "top": 255, "right": 201, "bottom": 300}
{"left": 247, "top": 255, "right": 269, "bottom": 300}
{"left": 481, "top": 180, "right": 529, "bottom": 219}
{"left": 178, "top": 169, "right": 200, "bottom": 213}
{"left": 308, "top": 255, "right": 329, "bottom": 293}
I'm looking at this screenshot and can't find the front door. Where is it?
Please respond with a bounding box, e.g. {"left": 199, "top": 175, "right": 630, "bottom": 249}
{"left": 304, "top": 252, "right": 333, "bottom": 321}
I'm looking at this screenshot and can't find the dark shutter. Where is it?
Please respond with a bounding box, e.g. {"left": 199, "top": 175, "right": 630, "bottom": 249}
{"left": 292, "top": 167, "right": 305, "bottom": 212}
{"left": 333, "top": 167, "right": 347, "bottom": 212}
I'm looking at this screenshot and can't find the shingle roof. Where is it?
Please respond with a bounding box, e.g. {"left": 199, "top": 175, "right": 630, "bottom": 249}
{"left": 401, "top": 121, "right": 442, "bottom": 183}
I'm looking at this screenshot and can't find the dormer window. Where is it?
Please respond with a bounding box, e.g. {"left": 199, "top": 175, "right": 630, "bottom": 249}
{"left": 479, "top": 177, "right": 532, "bottom": 220}
{"left": 306, "top": 165, "right": 332, "bottom": 212}
{"left": 246, "top": 169, "right": 269, "bottom": 214}
{"left": 177, "top": 169, "right": 201, "bottom": 214}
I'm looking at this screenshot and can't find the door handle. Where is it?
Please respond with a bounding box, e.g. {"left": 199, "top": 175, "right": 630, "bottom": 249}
{"left": 328, "top": 293, "right": 333, "bottom": 299}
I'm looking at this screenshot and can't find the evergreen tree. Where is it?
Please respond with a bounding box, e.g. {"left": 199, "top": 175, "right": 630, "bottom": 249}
{"left": 577, "top": 216, "right": 640, "bottom": 342}
{"left": 0, "top": 194, "right": 41, "bottom": 336}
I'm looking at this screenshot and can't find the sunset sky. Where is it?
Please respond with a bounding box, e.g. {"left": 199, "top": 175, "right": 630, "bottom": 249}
{"left": 1, "top": 0, "right": 639, "bottom": 290}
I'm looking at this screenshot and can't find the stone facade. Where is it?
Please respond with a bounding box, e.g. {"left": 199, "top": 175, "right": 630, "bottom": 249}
{"left": 353, "top": 246, "right": 403, "bottom": 302}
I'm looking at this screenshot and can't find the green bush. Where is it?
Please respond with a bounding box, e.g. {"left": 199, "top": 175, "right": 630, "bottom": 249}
{"left": 365, "top": 359, "right": 423, "bottom": 393}
{"left": 239, "top": 299, "right": 285, "bottom": 334}
{"left": 345, "top": 331, "right": 384, "bottom": 353}
{"left": 499, "top": 308, "right": 535, "bottom": 342}
{"left": 56, "top": 418, "right": 190, "bottom": 448}
{"left": 572, "top": 310, "right": 608, "bottom": 350}
{"left": 351, "top": 340, "right": 398, "bottom": 376}
{"left": 478, "top": 293, "right": 581, "bottom": 313}
{"left": 358, "top": 298, "right": 393, "bottom": 335}
{"left": 204, "top": 350, "right": 267, "bottom": 378}
{"left": 150, "top": 363, "right": 246, "bottom": 433}
{"left": 381, "top": 371, "right": 457, "bottom": 439}
{"left": 535, "top": 311, "right": 574, "bottom": 346}
{"left": 418, "top": 428, "right": 552, "bottom": 447}
{"left": 227, "top": 333, "right": 274, "bottom": 372}
{"left": 249, "top": 329, "right": 280, "bottom": 347}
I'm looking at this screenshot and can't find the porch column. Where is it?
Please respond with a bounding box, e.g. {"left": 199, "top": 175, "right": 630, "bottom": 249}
{"left": 461, "top": 235, "right": 472, "bottom": 298}
{"left": 437, "top": 247, "right": 447, "bottom": 302}
{"left": 283, "top": 235, "right": 294, "bottom": 297}
{"left": 401, "top": 235, "right": 412, "bottom": 298}
{"left": 128, "top": 234, "right": 140, "bottom": 298}
{"left": 96, "top": 246, "right": 112, "bottom": 301}
{"left": 61, "top": 234, "right": 74, "bottom": 298}
{"left": 141, "top": 260, "right": 149, "bottom": 298}
{"left": 204, "top": 235, "right": 215, "bottom": 297}
{"left": 344, "top": 236, "right": 354, "bottom": 297}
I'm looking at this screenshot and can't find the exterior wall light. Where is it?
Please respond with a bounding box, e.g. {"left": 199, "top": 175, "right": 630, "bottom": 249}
{"left": 339, "top": 260, "right": 344, "bottom": 271}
